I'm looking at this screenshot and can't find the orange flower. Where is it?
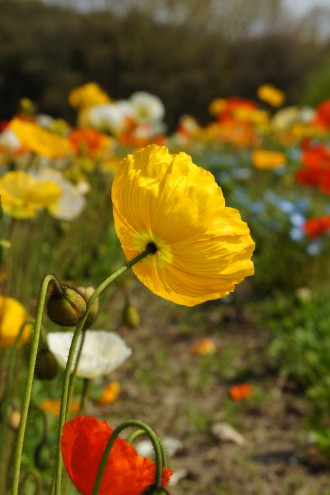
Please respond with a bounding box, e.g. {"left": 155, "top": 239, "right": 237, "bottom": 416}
{"left": 210, "top": 97, "right": 257, "bottom": 123}
{"left": 229, "top": 383, "right": 252, "bottom": 401}
{"left": 189, "top": 338, "right": 216, "bottom": 356}
{"left": 97, "top": 382, "right": 120, "bottom": 406}
{"left": 68, "top": 128, "right": 111, "bottom": 158}
{"left": 61, "top": 416, "right": 172, "bottom": 495}
{"left": 252, "top": 149, "right": 286, "bottom": 169}
{"left": 40, "top": 398, "right": 79, "bottom": 416}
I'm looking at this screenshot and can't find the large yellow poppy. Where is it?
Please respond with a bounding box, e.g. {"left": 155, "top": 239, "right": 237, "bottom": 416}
{"left": 112, "top": 144, "right": 255, "bottom": 306}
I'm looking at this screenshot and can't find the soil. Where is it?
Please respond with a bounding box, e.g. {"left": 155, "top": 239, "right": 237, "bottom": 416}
{"left": 86, "top": 279, "right": 330, "bottom": 495}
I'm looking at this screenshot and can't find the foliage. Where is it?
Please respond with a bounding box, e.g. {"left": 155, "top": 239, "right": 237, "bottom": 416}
{"left": 267, "top": 293, "right": 330, "bottom": 443}
{"left": 0, "top": 0, "right": 325, "bottom": 130}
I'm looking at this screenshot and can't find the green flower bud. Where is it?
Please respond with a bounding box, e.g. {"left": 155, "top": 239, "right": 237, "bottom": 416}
{"left": 46, "top": 282, "right": 87, "bottom": 326}
{"left": 77, "top": 286, "right": 99, "bottom": 329}
{"left": 123, "top": 304, "right": 140, "bottom": 329}
{"left": 35, "top": 348, "right": 58, "bottom": 380}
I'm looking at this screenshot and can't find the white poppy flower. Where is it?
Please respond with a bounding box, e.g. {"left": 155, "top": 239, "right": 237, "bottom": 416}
{"left": 88, "top": 101, "right": 134, "bottom": 135}
{"left": 46, "top": 330, "right": 132, "bottom": 379}
{"left": 32, "top": 167, "right": 86, "bottom": 221}
{"left": 130, "top": 91, "right": 165, "bottom": 124}
{"left": 0, "top": 128, "right": 21, "bottom": 151}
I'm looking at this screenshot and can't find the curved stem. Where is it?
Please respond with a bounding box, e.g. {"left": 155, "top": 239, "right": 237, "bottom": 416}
{"left": 92, "top": 420, "right": 164, "bottom": 495}
{"left": 126, "top": 428, "right": 146, "bottom": 444}
{"left": 54, "top": 246, "right": 154, "bottom": 495}
{"left": 10, "top": 274, "right": 62, "bottom": 495}
{"left": 126, "top": 430, "right": 168, "bottom": 469}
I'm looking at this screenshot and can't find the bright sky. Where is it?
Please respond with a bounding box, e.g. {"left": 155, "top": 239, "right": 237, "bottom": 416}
{"left": 284, "top": 0, "right": 330, "bottom": 16}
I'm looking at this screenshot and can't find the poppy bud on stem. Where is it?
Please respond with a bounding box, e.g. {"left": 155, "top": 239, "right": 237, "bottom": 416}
{"left": 53, "top": 244, "right": 156, "bottom": 495}
{"left": 46, "top": 280, "right": 87, "bottom": 327}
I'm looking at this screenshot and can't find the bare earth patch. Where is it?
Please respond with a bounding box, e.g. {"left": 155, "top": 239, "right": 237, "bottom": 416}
{"left": 87, "top": 280, "right": 330, "bottom": 495}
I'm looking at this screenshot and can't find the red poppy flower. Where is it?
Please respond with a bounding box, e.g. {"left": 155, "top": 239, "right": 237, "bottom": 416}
{"left": 296, "top": 144, "right": 330, "bottom": 194}
{"left": 313, "top": 100, "right": 330, "bottom": 129}
{"left": 61, "top": 416, "right": 172, "bottom": 495}
{"left": 229, "top": 383, "right": 253, "bottom": 401}
{"left": 303, "top": 215, "right": 330, "bottom": 238}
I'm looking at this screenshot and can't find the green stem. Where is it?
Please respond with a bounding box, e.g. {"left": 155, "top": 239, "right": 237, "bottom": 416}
{"left": 10, "top": 274, "right": 63, "bottom": 495}
{"left": 77, "top": 378, "right": 90, "bottom": 416}
{"left": 92, "top": 420, "right": 164, "bottom": 495}
{"left": 54, "top": 246, "right": 154, "bottom": 495}
{"left": 0, "top": 320, "right": 33, "bottom": 492}
{"left": 65, "top": 329, "right": 87, "bottom": 419}
{"left": 126, "top": 430, "right": 168, "bottom": 469}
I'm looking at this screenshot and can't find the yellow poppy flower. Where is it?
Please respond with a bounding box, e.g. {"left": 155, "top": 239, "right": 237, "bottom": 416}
{"left": 0, "top": 296, "right": 31, "bottom": 347}
{"left": 257, "top": 84, "right": 285, "bottom": 107}
{"left": 9, "top": 118, "right": 72, "bottom": 158}
{"left": 252, "top": 149, "right": 286, "bottom": 169}
{"left": 68, "top": 82, "right": 110, "bottom": 110}
{"left": 112, "top": 145, "right": 255, "bottom": 306}
{"left": 0, "top": 170, "right": 62, "bottom": 219}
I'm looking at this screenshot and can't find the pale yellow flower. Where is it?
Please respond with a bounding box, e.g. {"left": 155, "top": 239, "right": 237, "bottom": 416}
{"left": 0, "top": 170, "right": 62, "bottom": 219}
{"left": 112, "top": 145, "right": 255, "bottom": 306}
{"left": 0, "top": 296, "right": 31, "bottom": 347}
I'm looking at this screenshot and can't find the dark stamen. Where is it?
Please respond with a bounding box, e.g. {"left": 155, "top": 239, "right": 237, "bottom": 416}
{"left": 146, "top": 242, "right": 158, "bottom": 254}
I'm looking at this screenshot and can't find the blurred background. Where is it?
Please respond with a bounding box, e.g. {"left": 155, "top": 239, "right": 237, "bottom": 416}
{"left": 1, "top": 0, "right": 330, "bottom": 131}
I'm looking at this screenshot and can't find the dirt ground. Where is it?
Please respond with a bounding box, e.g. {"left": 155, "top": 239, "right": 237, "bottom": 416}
{"left": 87, "top": 279, "right": 330, "bottom": 495}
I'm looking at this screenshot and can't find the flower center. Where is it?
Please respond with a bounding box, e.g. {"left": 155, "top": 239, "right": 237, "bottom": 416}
{"left": 146, "top": 242, "right": 158, "bottom": 254}
{"left": 133, "top": 230, "right": 172, "bottom": 268}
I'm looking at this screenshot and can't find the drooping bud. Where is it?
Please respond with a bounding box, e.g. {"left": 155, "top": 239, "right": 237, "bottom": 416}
{"left": 76, "top": 285, "right": 99, "bottom": 329}
{"left": 123, "top": 304, "right": 140, "bottom": 329}
{"left": 46, "top": 281, "right": 87, "bottom": 326}
{"left": 35, "top": 348, "right": 58, "bottom": 380}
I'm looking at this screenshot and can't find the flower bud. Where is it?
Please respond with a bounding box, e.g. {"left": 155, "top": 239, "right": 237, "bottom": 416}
{"left": 8, "top": 409, "right": 21, "bottom": 431}
{"left": 123, "top": 304, "right": 140, "bottom": 329}
{"left": 76, "top": 286, "right": 99, "bottom": 329}
{"left": 35, "top": 348, "right": 58, "bottom": 380}
{"left": 46, "top": 281, "right": 87, "bottom": 326}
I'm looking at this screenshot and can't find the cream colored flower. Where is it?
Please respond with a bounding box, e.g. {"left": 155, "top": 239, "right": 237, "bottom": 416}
{"left": 129, "top": 91, "right": 165, "bottom": 124}
{"left": 47, "top": 330, "right": 132, "bottom": 379}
